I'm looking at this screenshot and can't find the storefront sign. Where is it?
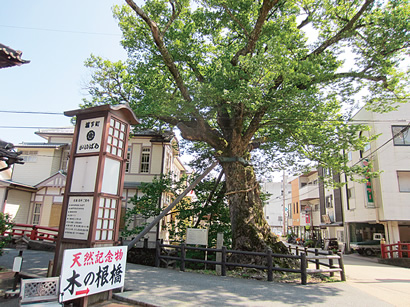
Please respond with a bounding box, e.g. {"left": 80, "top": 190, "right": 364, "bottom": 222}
{"left": 76, "top": 117, "right": 104, "bottom": 154}
{"left": 306, "top": 213, "right": 310, "bottom": 224}
{"left": 363, "top": 159, "right": 375, "bottom": 207}
{"left": 60, "top": 246, "right": 127, "bottom": 302}
{"left": 63, "top": 197, "right": 93, "bottom": 240}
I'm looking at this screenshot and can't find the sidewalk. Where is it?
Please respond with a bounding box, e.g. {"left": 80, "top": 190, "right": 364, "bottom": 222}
{"left": 0, "top": 248, "right": 407, "bottom": 306}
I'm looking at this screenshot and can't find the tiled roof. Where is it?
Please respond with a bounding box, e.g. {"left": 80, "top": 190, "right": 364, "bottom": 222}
{"left": 0, "top": 43, "right": 30, "bottom": 69}
{"left": 16, "top": 142, "right": 69, "bottom": 148}
{"left": 35, "top": 127, "right": 74, "bottom": 135}
{"left": 0, "top": 179, "right": 36, "bottom": 190}
{"left": 133, "top": 129, "right": 175, "bottom": 142}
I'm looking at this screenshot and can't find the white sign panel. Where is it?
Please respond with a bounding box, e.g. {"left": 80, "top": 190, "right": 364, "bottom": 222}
{"left": 71, "top": 156, "right": 99, "bottom": 192}
{"left": 101, "top": 158, "right": 120, "bottom": 195}
{"left": 60, "top": 246, "right": 127, "bottom": 302}
{"left": 186, "top": 228, "right": 208, "bottom": 246}
{"left": 76, "top": 117, "right": 104, "bottom": 154}
{"left": 63, "top": 197, "right": 93, "bottom": 240}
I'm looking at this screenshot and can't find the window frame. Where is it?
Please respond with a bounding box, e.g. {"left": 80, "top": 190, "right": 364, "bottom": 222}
{"left": 32, "top": 203, "right": 41, "bottom": 225}
{"left": 140, "top": 147, "right": 151, "bottom": 173}
{"left": 397, "top": 171, "right": 410, "bottom": 193}
{"left": 325, "top": 195, "right": 333, "bottom": 208}
{"left": 21, "top": 151, "right": 38, "bottom": 163}
{"left": 125, "top": 146, "right": 131, "bottom": 173}
{"left": 392, "top": 125, "right": 410, "bottom": 146}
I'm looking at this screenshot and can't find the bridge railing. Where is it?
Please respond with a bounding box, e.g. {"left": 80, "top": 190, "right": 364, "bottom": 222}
{"left": 4, "top": 223, "right": 58, "bottom": 243}
{"left": 381, "top": 241, "right": 410, "bottom": 259}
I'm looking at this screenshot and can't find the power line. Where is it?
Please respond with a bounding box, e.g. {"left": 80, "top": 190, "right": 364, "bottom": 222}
{"left": 1, "top": 110, "right": 409, "bottom": 124}
{"left": 0, "top": 24, "right": 121, "bottom": 36}
{"left": 0, "top": 126, "right": 71, "bottom": 129}
{"left": 0, "top": 111, "right": 64, "bottom": 115}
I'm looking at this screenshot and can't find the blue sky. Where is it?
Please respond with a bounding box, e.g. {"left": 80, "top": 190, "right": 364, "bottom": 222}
{"left": 0, "top": 1, "right": 143, "bottom": 145}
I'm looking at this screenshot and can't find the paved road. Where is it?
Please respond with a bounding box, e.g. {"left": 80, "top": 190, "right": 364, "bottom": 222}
{"left": 343, "top": 254, "right": 410, "bottom": 307}
{"left": 1, "top": 248, "right": 409, "bottom": 306}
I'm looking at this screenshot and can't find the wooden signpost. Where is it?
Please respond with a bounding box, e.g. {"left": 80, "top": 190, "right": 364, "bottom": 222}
{"left": 53, "top": 104, "right": 139, "bottom": 306}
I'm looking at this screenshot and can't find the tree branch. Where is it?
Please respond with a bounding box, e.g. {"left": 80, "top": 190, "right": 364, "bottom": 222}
{"left": 222, "top": 4, "right": 250, "bottom": 38}
{"left": 176, "top": 120, "right": 227, "bottom": 151}
{"left": 242, "top": 106, "right": 268, "bottom": 149}
{"left": 308, "top": 0, "right": 374, "bottom": 58}
{"left": 126, "top": 0, "right": 192, "bottom": 103}
{"left": 231, "top": 0, "right": 280, "bottom": 66}
{"left": 162, "top": 0, "right": 183, "bottom": 35}
{"left": 187, "top": 59, "right": 205, "bottom": 82}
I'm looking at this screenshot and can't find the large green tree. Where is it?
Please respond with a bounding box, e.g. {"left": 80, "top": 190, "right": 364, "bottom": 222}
{"left": 84, "top": 0, "right": 409, "bottom": 253}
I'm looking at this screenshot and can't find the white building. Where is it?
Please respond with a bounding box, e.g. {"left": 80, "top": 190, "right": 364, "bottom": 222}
{"left": 341, "top": 104, "right": 410, "bottom": 247}
{"left": 261, "top": 181, "right": 291, "bottom": 236}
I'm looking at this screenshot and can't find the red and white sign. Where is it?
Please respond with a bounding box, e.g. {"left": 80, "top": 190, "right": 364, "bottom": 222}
{"left": 60, "top": 246, "right": 127, "bottom": 302}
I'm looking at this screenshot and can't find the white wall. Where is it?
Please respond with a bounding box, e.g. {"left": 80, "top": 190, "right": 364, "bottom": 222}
{"left": 262, "top": 181, "right": 291, "bottom": 235}
{"left": 4, "top": 189, "right": 32, "bottom": 224}
{"left": 12, "top": 148, "right": 56, "bottom": 185}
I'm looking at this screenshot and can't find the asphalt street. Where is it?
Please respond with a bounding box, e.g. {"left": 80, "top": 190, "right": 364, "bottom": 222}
{"left": 0, "top": 248, "right": 409, "bottom": 306}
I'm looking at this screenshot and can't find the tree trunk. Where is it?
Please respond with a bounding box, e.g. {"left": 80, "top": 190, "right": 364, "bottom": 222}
{"left": 221, "top": 160, "right": 292, "bottom": 267}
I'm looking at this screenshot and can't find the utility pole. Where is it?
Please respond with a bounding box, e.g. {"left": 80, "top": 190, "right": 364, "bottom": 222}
{"left": 282, "top": 170, "right": 287, "bottom": 236}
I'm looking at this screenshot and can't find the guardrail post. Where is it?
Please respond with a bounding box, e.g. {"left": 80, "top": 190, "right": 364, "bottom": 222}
{"left": 288, "top": 245, "right": 292, "bottom": 253}
{"left": 267, "top": 249, "right": 273, "bottom": 282}
{"left": 300, "top": 253, "right": 307, "bottom": 285}
{"left": 315, "top": 249, "right": 320, "bottom": 270}
{"left": 328, "top": 251, "right": 334, "bottom": 277}
{"left": 337, "top": 252, "right": 346, "bottom": 281}
{"left": 180, "top": 243, "right": 186, "bottom": 272}
{"left": 398, "top": 241, "right": 402, "bottom": 258}
{"left": 221, "top": 246, "right": 227, "bottom": 277}
{"left": 381, "top": 243, "right": 386, "bottom": 259}
{"left": 296, "top": 246, "right": 299, "bottom": 256}
{"left": 30, "top": 225, "right": 37, "bottom": 240}
{"left": 155, "top": 240, "right": 161, "bottom": 267}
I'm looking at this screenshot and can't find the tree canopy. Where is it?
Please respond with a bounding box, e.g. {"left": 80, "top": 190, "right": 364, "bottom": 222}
{"left": 84, "top": 0, "right": 409, "bottom": 254}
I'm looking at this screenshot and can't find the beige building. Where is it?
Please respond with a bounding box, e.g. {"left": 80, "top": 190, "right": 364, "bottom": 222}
{"left": 1, "top": 128, "right": 187, "bottom": 244}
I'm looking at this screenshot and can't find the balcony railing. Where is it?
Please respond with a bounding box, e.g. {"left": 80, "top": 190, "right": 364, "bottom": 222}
{"left": 299, "top": 184, "right": 319, "bottom": 201}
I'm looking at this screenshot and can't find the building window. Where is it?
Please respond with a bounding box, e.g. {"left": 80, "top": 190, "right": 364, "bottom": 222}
{"left": 347, "top": 151, "right": 352, "bottom": 161}
{"left": 61, "top": 150, "right": 70, "bottom": 171}
{"left": 323, "top": 168, "right": 331, "bottom": 176}
{"left": 140, "top": 147, "right": 151, "bottom": 173}
{"left": 32, "top": 204, "right": 41, "bottom": 225}
{"left": 325, "top": 195, "right": 333, "bottom": 208}
{"left": 364, "top": 143, "right": 371, "bottom": 152}
{"left": 21, "top": 151, "right": 38, "bottom": 163}
{"left": 125, "top": 147, "right": 131, "bottom": 173}
{"left": 347, "top": 188, "right": 355, "bottom": 199}
{"left": 392, "top": 126, "right": 410, "bottom": 146}
{"left": 397, "top": 171, "right": 410, "bottom": 192}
